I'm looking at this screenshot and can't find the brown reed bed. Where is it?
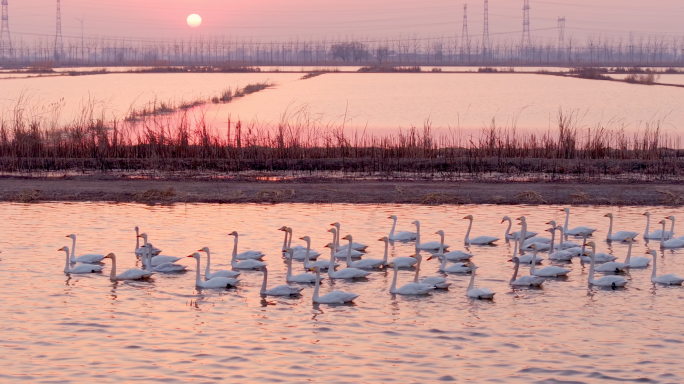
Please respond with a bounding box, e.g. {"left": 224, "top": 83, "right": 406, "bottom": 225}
{"left": 0, "top": 100, "right": 681, "bottom": 180}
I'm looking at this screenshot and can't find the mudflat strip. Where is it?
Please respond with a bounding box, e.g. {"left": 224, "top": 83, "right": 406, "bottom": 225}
{"left": 0, "top": 177, "right": 682, "bottom": 206}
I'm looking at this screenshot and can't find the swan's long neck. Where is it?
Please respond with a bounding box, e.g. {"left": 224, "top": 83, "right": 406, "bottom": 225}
{"left": 607, "top": 216, "right": 614, "bottom": 237}
{"left": 195, "top": 256, "right": 201, "bottom": 286}
{"left": 464, "top": 219, "right": 473, "bottom": 243}
{"left": 645, "top": 214, "right": 651, "bottom": 236}
{"left": 313, "top": 269, "right": 321, "bottom": 300}
{"left": 588, "top": 254, "right": 596, "bottom": 284}
{"left": 467, "top": 268, "right": 476, "bottom": 291}
{"left": 624, "top": 241, "right": 633, "bottom": 264}
{"left": 109, "top": 255, "right": 117, "bottom": 281}
{"left": 651, "top": 253, "right": 657, "bottom": 280}
{"left": 670, "top": 218, "right": 676, "bottom": 237}
{"left": 519, "top": 221, "right": 527, "bottom": 252}
{"left": 504, "top": 219, "right": 512, "bottom": 240}
{"left": 415, "top": 223, "right": 421, "bottom": 249}
{"left": 413, "top": 255, "right": 422, "bottom": 283}
{"left": 142, "top": 246, "right": 150, "bottom": 270}
{"left": 260, "top": 268, "right": 268, "bottom": 294}
{"left": 327, "top": 246, "right": 335, "bottom": 273}
{"left": 564, "top": 211, "right": 570, "bottom": 232}
{"left": 529, "top": 250, "right": 537, "bottom": 274}
{"left": 142, "top": 235, "right": 148, "bottom": 246}
{"left": 303, "top": 240, "right": 311, "bottom": 268}
{"left": 346, "top": 238, "right": 353, "bottom": 267}
{"left": 512, "top": 237, "right": 519, "bottom": 258}
{"left": 383, "top": 240, "right": 389, "bottom": 262}
{"left": 287, "top": 231, "right": 293, "bottom": 249}
{"left": 287, "top": 252, "right": 293, "bottom": 278}
{"left": 205, "top": 249, "right": 211, "bottom": 277}
{"left": 581, "top": 236, "right": 587, "bottom": 253}
{"left": 281, "top": 231, "right": 288, "bottom": 251}
{"left": 390, "top": 265, "right": 399, "bottom": 293}
{"left": 439, "top": 253, "right": 448, "bottom": 271}
{"left": 231, "top": 237, "right": 238, "bottom": 266}
{"left": 135, "top": 229, "right": 140, "bottom": 250}
{"left": 558, "top": 225, "right": 565, "bottom": 241}
{"left": 70, "top": 237, "right": 76, "bottom": 261}
{"left": 63, "top": 249, "right": 70, "bottom": 272}
{"left": 660, "top": 221, "right": 666, "bottom": 243}
{"left": 549, "top": 228, "right": 556, "bottom": 251}
{"left": 389, "top": 218, "right": 397, "bottom": 238}
{"left": 510, "top": 259, "right": 519, "bottom": 284}
{"left": 438, "top": 233, "right": 445, "bottom": 254}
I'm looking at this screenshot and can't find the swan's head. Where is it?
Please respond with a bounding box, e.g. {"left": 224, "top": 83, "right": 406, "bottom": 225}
{"left": 546, "top": 220, "right": 556, "bottom": 227}
{"left": 187, "top": 252, "right": 200, "bottom": 259}
{"left": 643, "top": 212, "right": 650, "bottom": 216}
{"left": 647, "top": 250, "right": 658, "bottom": 256}
{"left": 134, "top": 226, "right": 139, "bottom": 233}
{"left": 666, "top": 215, "right": 675, "bottom": 221}
{"left": 228, "top": 231, "right": 238, "bottom": 237}
{"left": 529, "top": 244, "right": 537, "bottom": 250}
{"left": 516, "top": 216, "right": 526, "bottom": 222}
{"left": 286, "top": 227, "right": 293, "bottom": 233}
{"left": 58, "top": 246, "right": 68, "bottom": 252}
{"left": 323, "top": 243, "right": 335, "bottom": 248}
{"left": 510, "top": 256, "right": 519, "bottom": 263}
{"left": 624, "top": 237, "right": 633, "bottom": 243}
{"left": 299, "top": 236, "right": 311, "bottom": 242}
{"left": 342, "top": 235, "right": 352, "bottom": 241}
{"left": 409, "top": 254, "right": 417, "bottom": 258}
{"left": 604, "top": 213, "right": 613, "bottom": 218}
{"left": 561, "top": 208, "right": 570, "bottom": 213}
{"left": 545, "top": 228, "right": 553, "bottom": 233}
{"left": 138, "top": 233, "right": 148, "bottom": 240}
{"left": 103, "top": 253, "right": 115, "bottom": 259}
{"left": 556, "top": 225, "right": 564, "bottom": 231}
{"left": 584, "top": 241, "right": 596, "bottom": 248}
{"left": 412, "top": 220, "right": 420, "bottom": 226}
{"left": 278, "top": 226, "right": 288, "bottom": 232}
{"left": 378, "top": 236, "right": 388, "bottom": 242}
{"left": 468, "top": 262, "right": 477, "bottom": 270}
{"left": 388, "top": 215, "right": 397, "bottom": 220}
{"left": 308, "top": 266, "right": 320, "bottom": 272}
{"left": 330, "top": 222, "right": 340, "bottom": 229}
{"left": 259, "top": 266, "right": 267, "bottom": 272}
{"left": 462, "top": 215, "right": 473, "bottom": 220}
{"left": 435, "top": 230, "right": 445, "bottom": 236}
{"left": 198, "top": 246, "right": 209, "bottom": 252}
{"left": 66, "top": 234, "right": 75, "bottom": 239}
{"left": 328, "top": 228, "right": 337, "bottom": 235}
{"left": 501, "top": 216, "right": 510, "bottom": 223}
{"left": 658, "top": 220, "right": 666, "bottom": 225}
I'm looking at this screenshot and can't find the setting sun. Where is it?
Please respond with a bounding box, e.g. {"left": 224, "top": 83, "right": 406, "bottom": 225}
{"left": 187, "top": 14, "right": 202, "bottom": 28}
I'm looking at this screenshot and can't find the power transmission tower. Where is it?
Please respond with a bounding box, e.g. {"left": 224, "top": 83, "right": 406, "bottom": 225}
{"left": 54, "top": 0, "right": 64, "bottom": 60}
{"left": 0, "top": 0, "right": 11, "bottom": 57}
{"left": 522, "top": 0, "right": 531, "bottom": 48}
{"left": 557, "top": 16, "right": 565, "bottom": 61}
{"left": 483, "top": 0, "right": 490, "bottom": 52}
{"left": 461, "top": 4, "right": 468, "bottom": 55}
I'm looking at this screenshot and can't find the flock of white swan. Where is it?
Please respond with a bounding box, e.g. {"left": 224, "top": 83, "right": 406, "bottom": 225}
{"left": 59, "top": 209, "right": 684, "bottom": 303}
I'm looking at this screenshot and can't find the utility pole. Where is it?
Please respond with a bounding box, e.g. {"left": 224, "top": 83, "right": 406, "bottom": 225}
{"left": 0, "top": 0, "right": 11, "bottom": 58}
{"left": 522, "top": 0, "right": 531, "bottom": 48}
{"left": 557, "top": 16, "right": 565, "bottom": 61}
{"left": 461, "top": 4, "right": 468, "bottom": 57}
{"left": 75, "top": 14, "right": 85, "bottom": 62}
{"left": 54, "top": 0, "right": 63, "bottom": 61}
{"left": 483, "top": 0, "right": 490, "bottom": 55}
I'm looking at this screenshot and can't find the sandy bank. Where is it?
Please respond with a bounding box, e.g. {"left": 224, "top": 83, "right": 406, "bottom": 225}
{"left": 0, "top": 177, "right": 682, "bottom": 206}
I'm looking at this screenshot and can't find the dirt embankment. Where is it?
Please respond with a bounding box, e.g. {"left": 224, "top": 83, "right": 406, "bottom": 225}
{"left": 0, "top": 177, "right": 682, "bottom": 206}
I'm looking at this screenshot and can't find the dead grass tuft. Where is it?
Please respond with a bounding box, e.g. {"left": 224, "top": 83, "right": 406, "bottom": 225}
{"left": 571, "top": 191, "right": 593, "bottom": 204}
{"left": 420, "top": 193, "right": 467, "bottom": 205}
{"left": 133, "top": 187, "right": 177, "bottom": 202}
{"left": 12, "top": 189, "right": 40, "bottom": 203}
{"left": 515, "top": 191, "right": 547, "bottom": 204}
{"left": 255, "top": 189, "right": 296, "bottom": 201}
{"left": 656, "top": 190, "right": 684, "bottom": 206}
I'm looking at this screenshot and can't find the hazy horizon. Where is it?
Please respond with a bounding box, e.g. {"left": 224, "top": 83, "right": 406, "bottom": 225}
{"left": 4, "top": 0, "right": 684, "bottom": 43}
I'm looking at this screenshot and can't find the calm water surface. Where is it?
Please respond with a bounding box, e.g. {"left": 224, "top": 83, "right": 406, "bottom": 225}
{"left": 1, "top": 203, "right": 683, "bottom": 383}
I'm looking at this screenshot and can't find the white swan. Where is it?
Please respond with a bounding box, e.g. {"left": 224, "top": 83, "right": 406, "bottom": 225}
{"left": 547, "top": 227, "right": 575, "bottom": 261}
{"left": 329, "top": 228, "right": 364, "bottom": 259}
{"left": 414, "top": 253, "right": 451, "bottom": 289}
{"left": 502, "top": 216, "right": 537, "bottom": 240}
{"left": 284, "top": 249, "right": 319, "bottom": 283}
{"left": 259, "top": 266, "right": 304, "bottom": 296}
{"left": 288, "top": 236, "right": 321, "bottom": 260}
{"left": 229, "top": 231, "right": 267, "bottom": 269}
{"left": 226, "top": 231, "right": 265, "bottom": 260}
{"left": 623, "top": 238, "right": 650, "bottom": 268}
{"left": 187, "top": 253, "right": 239, "bottom": 288}
{"left": 413, "top": 220, "right": 448, "bottom": 250}
{"left": 388, "top": 215, "right": 417, "bottom": 241}
{"left": 463, "top": 215, "right": 499, "bottom": 245}
{"left": 466, "top": 262, "right": 495, "bottom": 299}
{"left": 509, "top": 235, "right": 543, "bottom": 264}
{"left": 428, "top": 253, "right": 471, "bottom": 273}
{"left": 331, "top": 222, "right": 368, "bottom": 251}
{"left": 604, "top": 213, "right": 639, "bottom": 242}
{"left": 60, "top": 246, "right": 104, "bottom": 274}
{"left": 279, "top": 227, "right": 306, "bottom": 252}
{"left": 138, "top": 234, "right": 182, "bottom": 265}
{"left": 324, "top": 244, "right": 370, "bottom": 279}
{"left": 510, "top": 256, "right": 545, "bottom": 286}
{"left": 561, "top": 208, "right": 597, "bottom": 237}
{"left": 342, "top": 235, "right": 385, "bottom": 269}
{"left": 580, "top": 241, "right": 618, "bottom": 263}
{"left": 302, "top": 238, "right": 340, "bottom": 270}
{"left": 658, "top": 220, "right": 684, "bottom": 249}
{"left": 103, "top": 253, "right": 153, "bottom": 281}
{"left": 648, "top": 250, "right": 684, "bottom": 285}
{"left": 643, "top": 212, "right": 674, "bottom": 240}
{"left": 434, "top": 230, "right": 473, "bottom": 261}
{"left": 516, "top": 219, "right": 544, "bottom": 263}
{"left": 528, "top": 247, "right": 571, "bottom": 277}
{"left": 66, "top": 234, "right": 105, "bottom": 263}
{"left": 586, "top": 251, "right": 628, "bottom": 288}
{"left": 549, "top": 223, "right": 581, "bottom": 250}
{"left": 309, "top": 267, "right": 358, "bottom": 304}
{"left": 134, "top": 226, "right": 161, "bottom": 256}
{"left": 143, "top": 244, "right": 187, "bottom": 273}
{"left": 198, "top": 247, "right": 240, "bottom": 279}
{"left": 388, "top": 261, "right": 435, "bottom": 295}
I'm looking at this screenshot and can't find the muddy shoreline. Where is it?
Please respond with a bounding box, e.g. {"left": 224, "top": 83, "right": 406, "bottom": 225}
{"left": 0, "top": 176, "right": 681, "bottom": 206}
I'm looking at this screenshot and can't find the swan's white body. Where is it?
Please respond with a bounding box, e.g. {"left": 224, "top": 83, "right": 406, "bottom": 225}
{"left": 643, "top": 213, "right": 674, "bottom": 240}
{"left": 388, "top": 261, "right": 435, "bottom": 295}
{"left": 310, "top": 267, "right": 358, "bottom": 304}
{"left": 342, "top": 235, "right": 384, "bottom": 269}
{"left": 415, "top": 253, "right": 451, "bottom": 289}
{"left": 149, "top": 255, "right": 182, "bottom": 266}
{"left": 649, "top": 250, "right": 684, "bottom": 285}
{"left": 260, "top": 266, "right": 303, "bottom": 296}
{"left": 388, "top": 256, "right": 417, "bottom": 268}
{"left": 300, "top": 237, "right": 339, "bottom": 270}
{"left": 329, "top": 228, "right": 364, "bottom": 259}
{"left": 331, "top": 222, "right": 368, "bottom": 251}
{"left": 523, "top": 242, "right": 551, "bottom": 251}
{"left": 433, "top": 230, "right": 473, "bottom": 261}
{"left": 502, "top": 216, "right": 537, "bottom": 240}
{"left": 198, "top": 247, "right": 240, "bottom": 279}
{"left": 466, "top": 263, "right": 495, "bottom": 299}
{"left": 413, "top": 221, "right": 448, "bottom": 250}
{"left": 523, "top": 237, "right": 552, "bottom": 246}
{"left": 104, "top": 253, "right": 154, "bottom": 281}
{"left": 658, "top": 220, "right": 684, "bottom": 248}
{"left": 510, "top": 257, "right": 545, "bottom": 287}
{"left": 66, "top": 234, "right": 105, "bottom": 263}
{"left": 285, "top": 249, "right": 319, "bottom": 283}
{"left": 188, "top": 253, "right": 239, "bottom": 288}
{"left": 61, "top": 247, "right": 104, "bottom": 274}
{"left": 605, "top": 213, "right": 639, "bottom": 241}
{"left": 388, "top": 215, "right": 417, "bottom": 241}
{"left": 547, "top": 227, "right": 575, "bottom": 261}
{"left": 429, "top": 254, "right": 471, "bottom": 273}
{"left": 580, "top": 242, "right": 617, "bottom": 263}
{"left": 463, "top": 216, "right": 499, "bottom": 245}
{"left": 229, "top": 232, "right": 267, "bottom": 269}
{"left": 623, "top": 239, "right": 651, "bottom": 268}
{"left": 143, "top": 245, "right": 187, "bottom": 273}
{"left": 529, "top": 249, "right": 570, "bottom": 277}
{"left": 134, "top": 227, "right": 162, "bottom": 256}
{"left": 561, "top": 208, "right": 597, "bottom": 237}
{"left": 587, "top": 251, "right": 627, "bottom": 288}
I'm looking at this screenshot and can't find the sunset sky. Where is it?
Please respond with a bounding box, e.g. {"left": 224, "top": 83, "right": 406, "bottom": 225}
{"left": 6, "top": 0, "right": 684, "bottom": 42}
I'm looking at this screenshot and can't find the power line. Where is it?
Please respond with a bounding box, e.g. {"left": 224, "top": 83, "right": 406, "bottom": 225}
{"left": 54, "top": 0, "right": 63, "bottom": 60}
